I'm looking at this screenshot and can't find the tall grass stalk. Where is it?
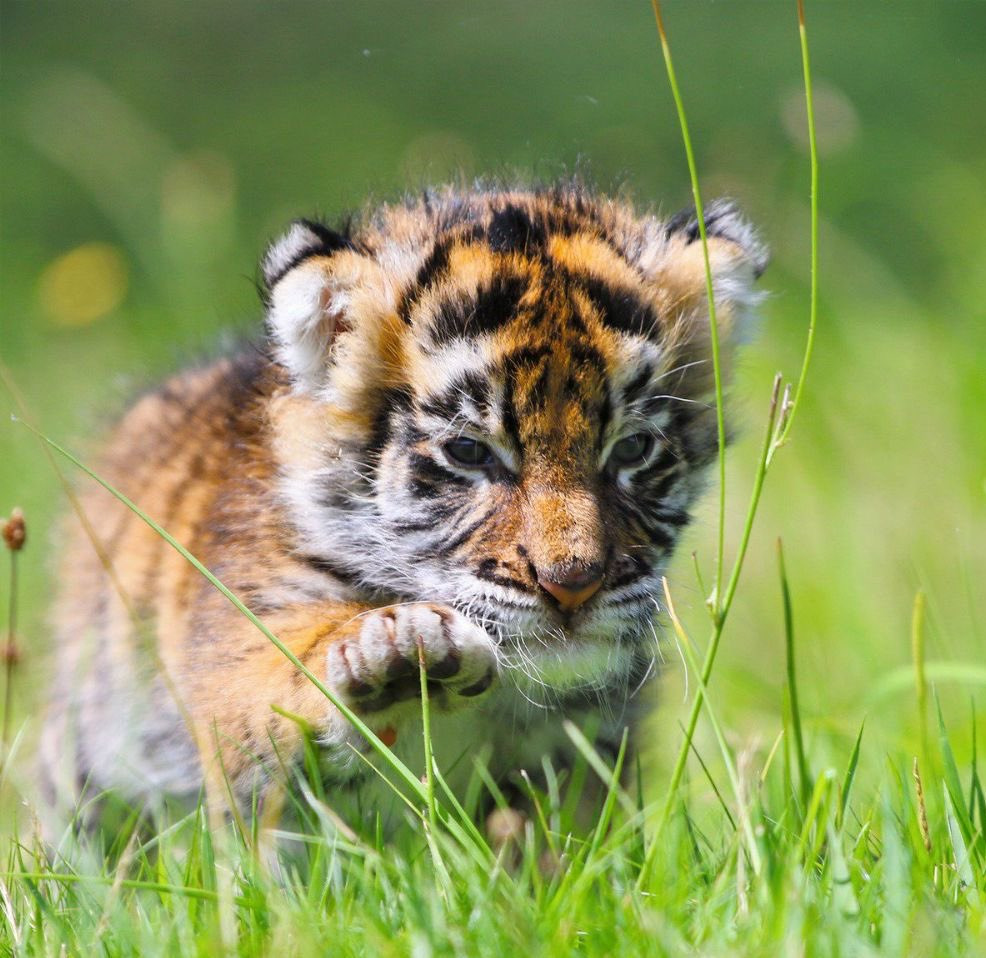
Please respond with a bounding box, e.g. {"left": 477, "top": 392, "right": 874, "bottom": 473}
{"left": 638, "top": 0, "right": 821, "bottom": 889}
{"left": 773, "top": 0, "right": 820, "bottom": 449}
{"left": 638, "top": 372, "right": 781, "bottom": 887}
{"left": 647, "top": 0, "right": 728, "bottom": 614}
{"left": 0, "top": 508, "right": 25, "bottom": 768}
{"left": 1, "top": 541, "right": 18, "bottom": 756}
{"left": 661, "top": 578, "right": 762, "bottom": 875}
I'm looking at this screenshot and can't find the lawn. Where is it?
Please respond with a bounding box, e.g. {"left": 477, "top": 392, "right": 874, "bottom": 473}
{"left": 1, "top": 2, "right": 984, "bottom": 954}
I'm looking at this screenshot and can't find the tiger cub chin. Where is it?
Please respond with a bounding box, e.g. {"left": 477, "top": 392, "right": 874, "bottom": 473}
{"left": 42, "top": 182, "right": 766, "bottom": 818}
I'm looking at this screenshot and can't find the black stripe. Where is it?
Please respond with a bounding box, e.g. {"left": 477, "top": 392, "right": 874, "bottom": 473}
{"left": 417, "top": 370, "right": 493, "bottom": 421}
{"left": 487, "top": 204, "right": 547, "bottom": 254}
{"left": 621, "top": 364, "right": 655, "bottom": 408}
{"left": 651, "top": 506, "right": 690, "bottom": 527}
{"left": 647, "top": 470, "right": 683, "bottom": 501}
{"left": 581, "top": 277, "right": 661, "bottom": 340}
{"left": 416, "top": 392, "right": 461, "bottom": 423}
{"left": 527, "top": 360, "right": 551, "bottom": 409}
{"left": 567, "top": 341, "right": 608, "bottom": 372}
{"left": 598, "top": 383, "right": 613, "bottom": 442}
{"left": 407, "top": 452, "right": 470, "bottom": 498}
{"left": 474, "top": 558, "right": 533, "bottom": 592}
{"left": 398, "top": 239, "right": 454, "bottom": 322}
{"left": 317, "top": 482, "right": 360, "bottom": 512}
{"left": 367, "top": 385, "right": 414, "bottom": 456}
{"left": 538, "top": 281, "right": 589, "bottom": 336}
{"left": 503, "top": 345, "right": 551, "bottom": 369}
{"left": 427, "top": 273, "right": 528, "bottom": 347}
{"left": 634, "top": 445, "right": 679, "bottom": 481}
{"left": 390, "top": 519, "right": 435, "bottom": 533}
{"left": 294, "top": 552, "right": 361, "bottom": 585}
{"left": 265, "top": 220, "right": 355, "bottom": 291}
{"left": 641, "top": 522, "right": 675, "bottom": 550}
{"left": 501, "top": 365, "right": 522, "bottom": 451}
{"left": 433, "top": 507, "right": 497, "bottom": 557}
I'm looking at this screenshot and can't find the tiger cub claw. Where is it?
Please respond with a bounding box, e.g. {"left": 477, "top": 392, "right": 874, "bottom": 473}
{"left": 327, "top": 603, "right": 497, "bottom": 715}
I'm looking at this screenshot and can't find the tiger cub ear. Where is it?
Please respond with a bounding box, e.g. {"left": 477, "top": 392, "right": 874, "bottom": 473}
{"left": 662, "top": 199, "right": 768, "bottom": 341}
{"left": 262, "top": 219, "right": 384, "bottom": 392}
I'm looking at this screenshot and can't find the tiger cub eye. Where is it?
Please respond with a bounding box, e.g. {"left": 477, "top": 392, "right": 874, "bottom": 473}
{"left": 443, "top": 437, "right": 497, "bottom": 468}
{"left": 609, "top": 433, "right": 654, "bottom": 467}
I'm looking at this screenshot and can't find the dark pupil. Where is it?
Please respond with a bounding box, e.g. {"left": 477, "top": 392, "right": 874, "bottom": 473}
{"left": 611, "top": 433, "right": 652, "bottom": 465}
{"left": 444, "top": 437, "right": 495, "bottom": 468}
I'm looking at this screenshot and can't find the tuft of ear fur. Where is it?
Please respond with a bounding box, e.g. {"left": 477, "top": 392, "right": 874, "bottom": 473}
{"left": 263, "top": 219, "right": 372, "bottom": 392}
{"left": 261, "top": 219, "right": 353, "bottom": 293}
{"left": 660, "top": 199, "right": 768, "bottom": 344}
{"left": 665, "top": 199, "right": 769, "bottom": 279}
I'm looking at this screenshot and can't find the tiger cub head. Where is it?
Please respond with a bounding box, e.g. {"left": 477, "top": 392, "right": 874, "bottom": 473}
{"left": 262, "top": 184, "right": 766, "bottom": 696}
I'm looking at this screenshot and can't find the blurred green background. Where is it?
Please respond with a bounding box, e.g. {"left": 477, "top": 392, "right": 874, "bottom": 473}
{"left": 1, "top": 1, "right": 984, "bottom": 793}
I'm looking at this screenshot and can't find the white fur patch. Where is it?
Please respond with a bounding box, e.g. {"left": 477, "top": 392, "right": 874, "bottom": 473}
{"left": 267, "top": 260, "right": 344, "bottom": 391}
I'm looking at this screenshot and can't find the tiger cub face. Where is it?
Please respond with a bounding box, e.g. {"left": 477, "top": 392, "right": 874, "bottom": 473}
{"left": 263, "top": 186, "right": 765, "bottom": 696}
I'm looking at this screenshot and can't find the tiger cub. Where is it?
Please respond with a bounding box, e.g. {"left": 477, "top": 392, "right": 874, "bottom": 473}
{"left": 42, "top": 182, "right": 766, "bottom": 819}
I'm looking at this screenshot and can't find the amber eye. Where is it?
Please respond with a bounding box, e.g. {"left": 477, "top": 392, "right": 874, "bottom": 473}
{"left": 609, "top": 433, "right": 654, "bottom": 467}
{"left": 443, "top": 437, "right": 497, "bottom": 469}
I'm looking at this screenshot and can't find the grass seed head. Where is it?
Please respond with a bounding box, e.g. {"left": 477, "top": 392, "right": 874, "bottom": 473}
{"left": 2, "top": 508, "right": 26, "bottom": 552}
{"left": 0, "top": 639, "right": 20, "bottom": 667}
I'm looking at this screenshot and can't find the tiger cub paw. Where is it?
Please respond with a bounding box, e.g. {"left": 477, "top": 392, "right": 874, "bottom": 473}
{"left": 327, "top": 603, "right": 497, "bottom": 715}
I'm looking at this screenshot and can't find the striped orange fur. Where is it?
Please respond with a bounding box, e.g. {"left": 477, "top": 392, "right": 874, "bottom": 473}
{"left": 42, "top": 183, "right": 766, "bottom": 817}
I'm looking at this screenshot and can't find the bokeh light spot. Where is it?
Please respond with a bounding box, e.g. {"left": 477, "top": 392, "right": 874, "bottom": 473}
{"left": 781, "top": 80, "right": 860, "bottom": 156}
{"left": 161, "top": 151, "right": 236, "bottom": 231}
{"left": 38, "top": 242, "right": 129, "bottom": 327}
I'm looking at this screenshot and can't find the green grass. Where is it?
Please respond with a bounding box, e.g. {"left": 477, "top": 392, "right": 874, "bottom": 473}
{"left": 0, "top": 709, "right": 982, "bottom": 957}
{"left": 2, "top": 0, "right": 986, "bottom": 954}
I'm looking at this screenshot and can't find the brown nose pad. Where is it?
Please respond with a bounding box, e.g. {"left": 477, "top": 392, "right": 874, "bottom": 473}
{"left": 536, "top": 565, "right": 604, "bottom": 613}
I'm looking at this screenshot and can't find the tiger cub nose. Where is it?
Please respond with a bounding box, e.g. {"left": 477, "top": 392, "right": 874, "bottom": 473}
{"left": 536, "top": 564, "right": 604, "bottom": 613}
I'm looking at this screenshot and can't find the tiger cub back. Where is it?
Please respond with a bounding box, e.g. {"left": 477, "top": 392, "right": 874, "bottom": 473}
{"left": 42, "top": 182, "right": 766, "bottom": 816}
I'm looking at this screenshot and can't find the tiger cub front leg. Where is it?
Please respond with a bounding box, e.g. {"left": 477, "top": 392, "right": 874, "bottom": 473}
{"left": 326, "top": 603, "right": 498, "bottom": 718}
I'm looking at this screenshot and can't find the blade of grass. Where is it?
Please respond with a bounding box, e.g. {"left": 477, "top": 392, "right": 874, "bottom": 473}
{"left": 1, "top": 873, "right": 242, "bottom": 904}
{"left": 416, "top": 636, "right": 438, "bottom": 833}
{"left": 943, "top": 786, "right": 980, "bottom": 903}
{"left": 681, "top": 721, "right": 736, "bottom": 832}
{"left": 431, "top": 764, "right": 495, "bottom": 867}
{"left": 935, "top": 693, "right": 979, "bottom": 860}
{"left": 660, "top": 578, "right": 762, "bottom": 876}
{"left": 648, "top": 0, "right": 727, "bottom": 615}
{"left": 17, "top": 418, "right": 430, "bottom": 808}
{"left": 912, "top": 589, "right": 929, "bottom": 761}
{"left": 778, "top": 538, "right": 811, "bottom": 807}
{"left": 641, "top": 0, "right": 821, "bottom": 890}
{"left": 772, "top": 0, "right": 820, "bottom": 449}
{"left": 837, "top": 721, "right": 865, "bottom": 829}
{"left": 797, "top": 768, "right": 836, "bottom": 864}
{"left": 969, "top": 702, "right": 986, "bottom": 842}
{"left": 638, "top": 374, "right": 781, "bottom": 889}
{"left": 414, "top": 636, "right": 454, "bottom": 890}
{"left": 562, "top": 720, "right": 636, "bottom": 817}
{"left": 1, "top": 517, "right": 21, "bottom": 762}
{"left": 519, "top": 769, "right": 559, "bottom": 859}
{"left": 585, "top": 727, "right": 630, "bottom": 862}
